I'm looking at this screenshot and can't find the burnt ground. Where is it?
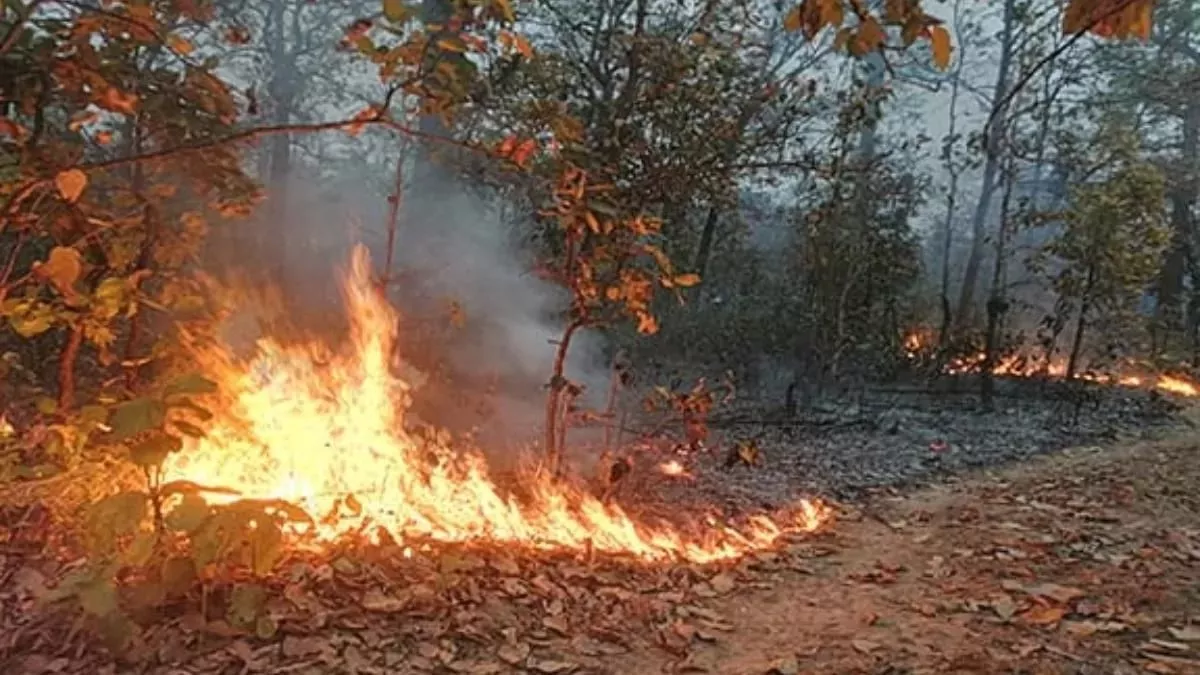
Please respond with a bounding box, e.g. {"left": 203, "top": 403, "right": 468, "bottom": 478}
{"left": 1, "top": 381, "right": 1199, "bottom": 675}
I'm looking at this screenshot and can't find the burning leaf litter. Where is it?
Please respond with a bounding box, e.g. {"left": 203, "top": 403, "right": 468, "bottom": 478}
{"left": 160, "top": 245, "right": 827, "bottom": 564}
{"left": 902, "top": 330, "right": 1200, "bottom": 397}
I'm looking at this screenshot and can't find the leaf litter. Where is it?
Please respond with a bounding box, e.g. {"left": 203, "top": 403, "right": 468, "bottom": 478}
{"left": 3, "top": 408, "right": 1200, "bottom": 674}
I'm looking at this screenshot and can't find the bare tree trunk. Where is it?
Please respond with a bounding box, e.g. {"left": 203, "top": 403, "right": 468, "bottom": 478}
{"left": 1066, "top": 267, "right": 1097, "bottom": 381}
{"left": 956, "top": 0, "right": 1015, "bottom": 329}
{"left": 1156, "top": 101, "right": 1200, "bottom": 336}
{"left": 545, "top": 319, "right": 582, "bottom": 478}
{"left": 979, "top": 153, "right": 1017, "bottom": 409}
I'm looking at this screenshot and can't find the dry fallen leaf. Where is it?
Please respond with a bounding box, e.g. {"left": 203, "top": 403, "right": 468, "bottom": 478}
{"left": 1169, "top": 626, "right": 1200, "bottom": 642}
{"left": 361, "top": 588, "right": 408, "bottom": 613}
{"left": 526, "top": 656, "right": 578, "bottom": 674}
{"left": 497, "top": 642, "right": 531, "bottom": 666}
{"left": 1025, "top": 582, "right": 1085, "bottom": 604}
{"left": 1022, "top": 604, "right": 1066, "bottom": 626}
{"left": 851, "top": 639, "right": 880, "bottom": 654}
{"left": 764, "top": 656, "right": 800, "bottom": 675}
{"left": 709, "top": 572, "right": 736, "bottom": 595}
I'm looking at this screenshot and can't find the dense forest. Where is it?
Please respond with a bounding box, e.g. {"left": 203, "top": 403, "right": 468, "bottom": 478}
{"left": 3, "top": 0, "right": 1200, "bottom": 673}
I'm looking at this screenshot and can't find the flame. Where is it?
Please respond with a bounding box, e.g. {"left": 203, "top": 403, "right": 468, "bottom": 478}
{"left": 161, "top": 246, "right": 827, "bottom": 564}
{"left": 902, "top": 330, "right": 1199, "bottom": 398}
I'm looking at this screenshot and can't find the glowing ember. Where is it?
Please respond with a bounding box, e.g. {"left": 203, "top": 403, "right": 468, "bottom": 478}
{"left": 658, "top": 460, "right": 692, "bottom": 479}
{"left": 902, "top": 331, "right": 1200, "bottom": 398}
{"left": 162, "top": 246, "right": 827, "bottom": 563}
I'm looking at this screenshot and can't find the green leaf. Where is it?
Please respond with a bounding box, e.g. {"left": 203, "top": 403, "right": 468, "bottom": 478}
{"left": 35, "top": 396, "right": 58, "bottom": 415}
{"left": 108, "top": 397, "right": 167, "bottom": 440}
{"left": 92, "top": 277, "right": 128, "bottom": 320}
{"left": 164, "top": 372, "right": 218, "bottom": 397}
{"left": 161, "top": 556, "right": 197, "bottom": 598}
{"left": 80, "top": 404, "right": 109, "bottom": 425}
{"left": 226, "top": 583, "right": 266, "bottom": 630}
{"left": 165, "top": 493, "right": 210, "bottom": 533}
{"left": 129, "top": 431, "right": 182, "bottom": 468}
{"left": 78, "top": 577, "right": 118, "bottom": 617}
{"left": 250, "top": 521, "right": 284, "bottom": 575}
{"left": 382, "top": 0, "right": 408, "bottom": 21}
{"left": 8, "top": 304, "right": 54, "bottom": 337}
{"left": 85, "top": 491, "right": 148, "bottom": 555}
{"left": 122, "top": 530, "right": 157, "bottom": 567}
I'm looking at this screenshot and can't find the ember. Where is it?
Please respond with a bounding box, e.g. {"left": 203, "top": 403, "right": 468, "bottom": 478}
{"left": 161, "top": 246, "right": 827, "bottom": 563}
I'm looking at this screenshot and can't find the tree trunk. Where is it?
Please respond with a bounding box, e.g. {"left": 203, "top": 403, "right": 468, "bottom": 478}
{"left": 544, "top": 319, "right": 581, "bottom": 479}
{"left": 955, "top": 0, "right": 1015, "bottom": 329}
{"left": 1066, "top": 268, "right": 1097, "bottom": 381}
{"left": 1156, "top": 100, "right": 1200, "bottom": 335}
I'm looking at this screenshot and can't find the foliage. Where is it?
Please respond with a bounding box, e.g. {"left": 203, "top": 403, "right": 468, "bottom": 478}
{"left": 1030, "top": 120, "right": 1169, "bottom": 373}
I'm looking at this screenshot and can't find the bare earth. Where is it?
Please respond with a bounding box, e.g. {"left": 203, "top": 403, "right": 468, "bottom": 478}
{"left": 4, "top": 430, "right": 1200, "bottom": 675}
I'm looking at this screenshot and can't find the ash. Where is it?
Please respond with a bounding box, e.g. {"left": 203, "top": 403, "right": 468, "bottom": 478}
{"left": 640, "top": 375, "right": 1192, "bottom": 511}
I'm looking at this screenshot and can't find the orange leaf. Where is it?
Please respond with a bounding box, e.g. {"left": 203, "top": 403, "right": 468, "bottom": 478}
{"left": 783, "top": 5, "right": 804, "bottom": 32}
{"left": 1023, "top": 604, "right": 1066, "bottom": 626}
{"left": 55, "top": 169, "right": 88, "bottom": 203}
{"left": 929, "top": 25, "right": 952, "bottom": 70}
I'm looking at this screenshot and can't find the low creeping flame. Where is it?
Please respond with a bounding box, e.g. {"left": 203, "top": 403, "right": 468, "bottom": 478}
{"left": 161, "top": 246, "right": 827, "bottom": 564}
{"left": 902, "top": 331, "right": 1199, "bottom": 397}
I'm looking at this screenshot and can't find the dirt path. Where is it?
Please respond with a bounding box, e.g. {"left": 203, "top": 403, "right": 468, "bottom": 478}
{"left": 4, "top": 435, "right": 1200, "bottom": 675}
{"left": 611, "top": 438, "right": 1200, "bottom": 674}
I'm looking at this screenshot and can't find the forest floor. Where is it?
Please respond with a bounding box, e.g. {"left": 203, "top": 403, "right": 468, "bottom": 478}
{"left": 3, "top": 397, "right": 1200, "bottom": 675}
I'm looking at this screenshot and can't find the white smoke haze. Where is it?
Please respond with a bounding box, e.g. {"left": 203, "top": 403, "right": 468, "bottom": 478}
{"left": 208, "top": 163, "right": 612, "bottom": 462}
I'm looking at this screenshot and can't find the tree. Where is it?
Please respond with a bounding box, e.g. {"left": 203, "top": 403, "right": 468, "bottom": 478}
{"left": 1033, "top": 120, "right": 1169, "bottom": 380}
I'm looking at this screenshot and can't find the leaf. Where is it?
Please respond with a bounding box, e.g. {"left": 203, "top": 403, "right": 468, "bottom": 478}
{"left": 35, "top": 396, "right": 58, "bottom": 415}
{"left": 78, "top": 578, "right": 119, "bottom": 617}
{"left": 165, "top": 372, "right": 219, "bottom": 396}
{"left": 783, "top": 5, "right": 803, "bottom": 32}
{"left": 92, "top": 278, "right": 128, "bottom": 320}
{"left": 929, "top": 25, "right": 952, "bottom": 70}
{"left": 854, "top": 18, "right": 887, "bottom": 54}
{"left": 1023, "top": 604, "right": 1066, "bottom": 626}
{"left": 497, "top": 642, "right": 531, "bottom": 665}
{"left": 108, "top": 398, "right": 167, "bottom": 440}
{"left": 37, "top": 247, "right": 84, "bottom": 296}
{"left": 55, "top": 169, "right": 88, "bottom": 202}
{"left": 161, "top": 556, "right": 197, "bottom": 597}
{"left": 852, "top": 639, "right": 881, "bottom": 653}
{"left": 167, "top": 33, "right": 194, "bottom": 54}
{"left": 250, "top": 520, "right": 284, "bottom": 575}
{"left": 84, "top": 491, "right": 148, "bottom": 556}
{"left": 1169, "top": 626, "right": 1200, "bottom": 642}
{"left": 166, "top": 493, "right": 210, "bottom": 532}
{"left": 526, "top": 657, "right": 578, "bottom": 674}
{"left": 130, "top": 432, "right": 182, "bottom": 468}
{"left": 1025, "top": 583, "right": 1085, "bottom": 604}
{"left": 226, "top": 583, "right": 266, "bottom": 630}
{"left": 382, "top": 0, "right": 408, "bottom": 21}
{"left": 361, "top": 588, "right": 409, "bottom": 613}
{"left": 8, "top": 305, "right": 54, "bottom": 337}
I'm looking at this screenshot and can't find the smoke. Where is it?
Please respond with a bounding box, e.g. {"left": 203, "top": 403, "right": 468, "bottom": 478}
{"left": 210, "top": 160, "right": 612, "bottom": 456}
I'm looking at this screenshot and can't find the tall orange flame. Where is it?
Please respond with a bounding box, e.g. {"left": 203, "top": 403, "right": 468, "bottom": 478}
{"left": 161, "top": 246, "right": 826, "bottom": 564}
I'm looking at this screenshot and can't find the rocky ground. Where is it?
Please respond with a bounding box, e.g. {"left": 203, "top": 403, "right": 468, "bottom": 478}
{"left": 1, "top": 380, "right": 1197, "bottom": 675}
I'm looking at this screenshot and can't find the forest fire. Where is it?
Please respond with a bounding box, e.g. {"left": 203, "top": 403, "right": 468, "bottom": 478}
{"left": 904, "top": 331, "right": 1200, "bottom": 397}
{"left": 159, "top": 246, "right": 827, "bottom": 564}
